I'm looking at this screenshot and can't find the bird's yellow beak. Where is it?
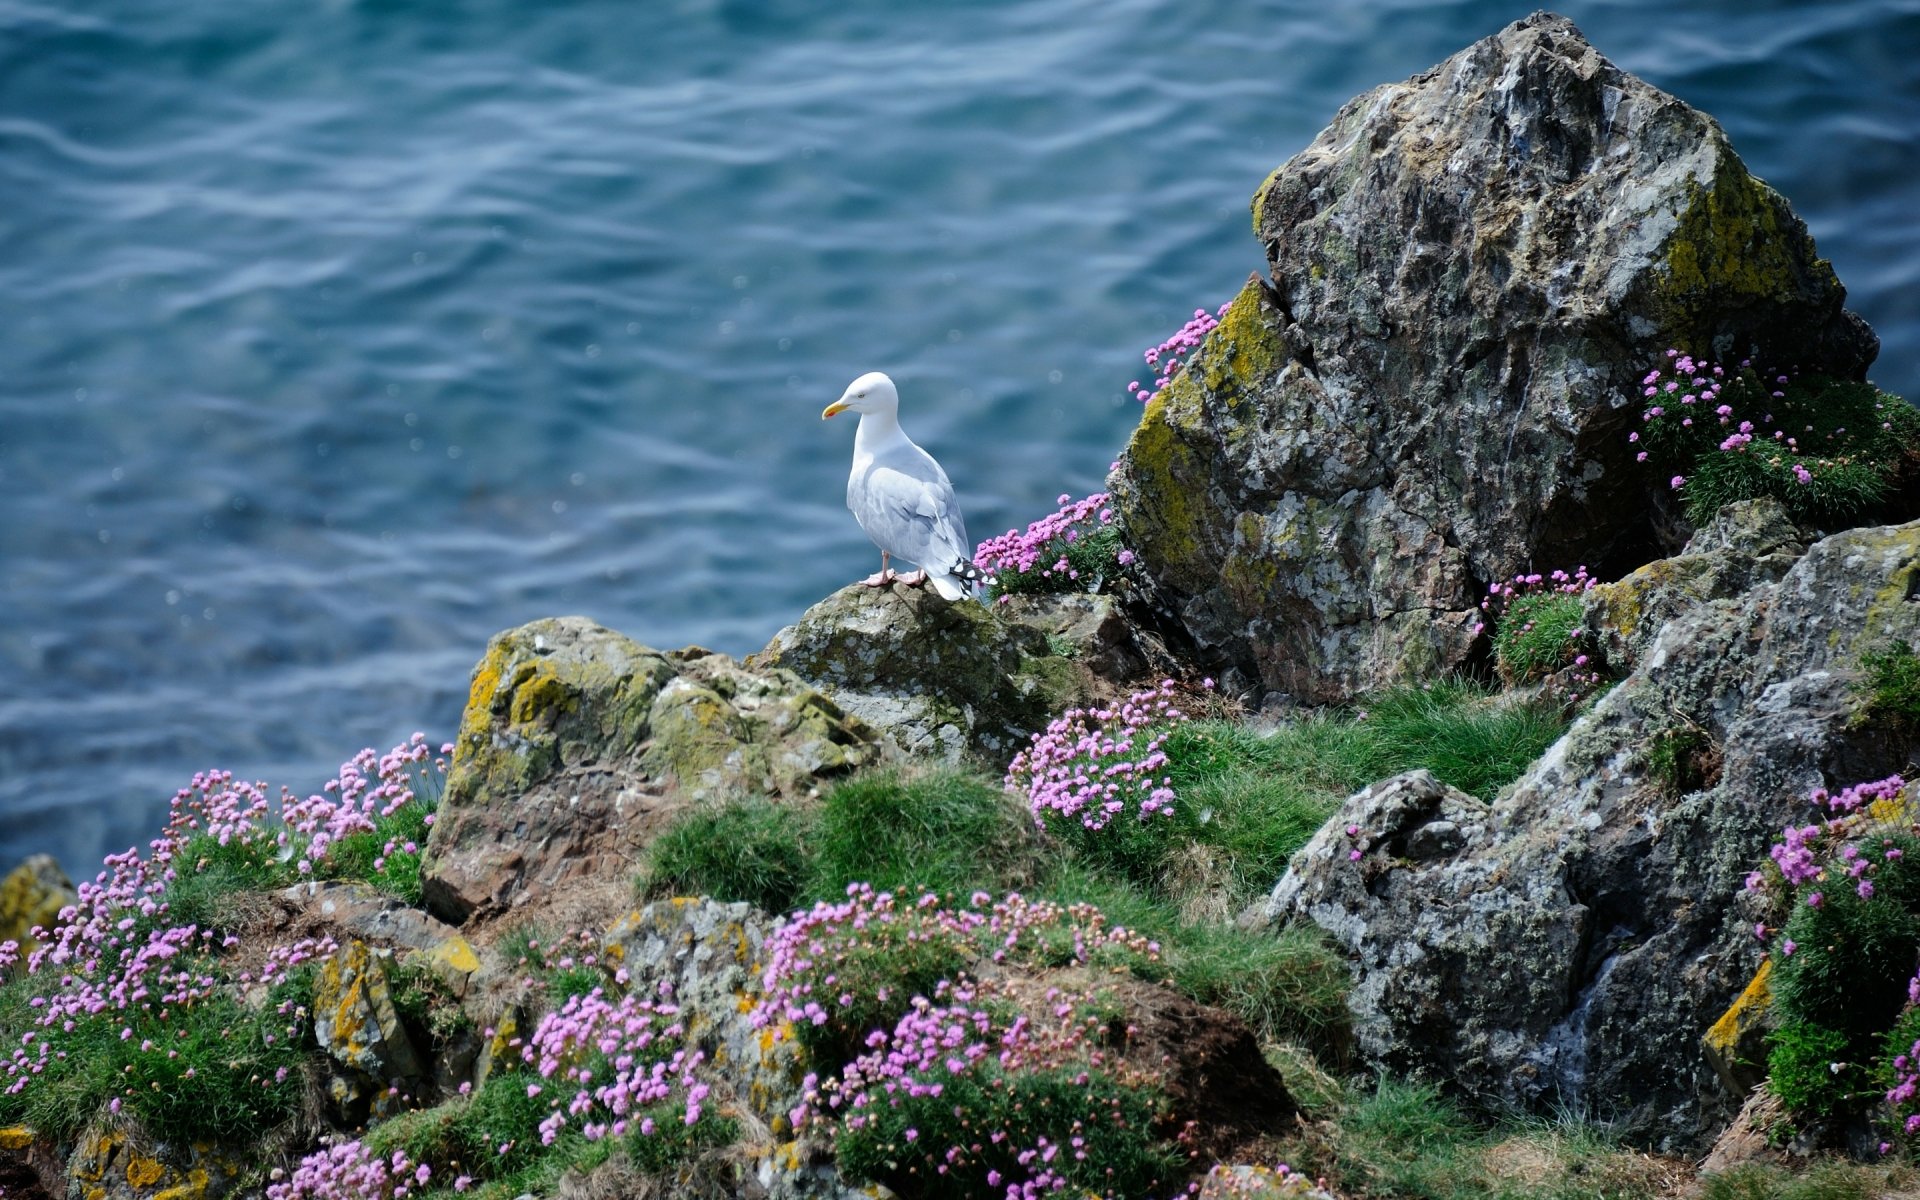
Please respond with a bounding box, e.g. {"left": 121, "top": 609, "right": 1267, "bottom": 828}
{"left": 822, "top": 399, "right": 852, "bottom": 419}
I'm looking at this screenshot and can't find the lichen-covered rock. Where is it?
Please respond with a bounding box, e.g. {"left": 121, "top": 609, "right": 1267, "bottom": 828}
{"left": 63, "top": 1127, "right": 249, "bottom": 1200}
{"left": 0, "top": 856, "right": 74, "bottom": 959}
{"left": 1251, "top": 518, "right": 1920, "bottom": 1151}
{"left": 1195, "top": 1163, "right": 1337, "bottom": 1200}
{"left": 1701, "top": 959, "right": 1773, "bottom": 1098}
{"left": 598, "top": 899, "right": 881, "bottom": 1198}
{"left": 313, "top": 938, "right": 425, "bottom": 1114}
{"left": 423, "top": 617, "right": 881, "bottom": 924}
{"left": 1112, "top": 13, "right": 1876, "bottom": 705}
{"left": 0, "top": 1125, "right": 62, "bottom": 1200}
{"left": 757, "top": 583, "right": 1087, "bottom": 762}
{"left": 600, "top": 899, "right": 806, "bottom": 1135}
{"left": 1584, "top": 498, "right": 1808, "bottom": 671}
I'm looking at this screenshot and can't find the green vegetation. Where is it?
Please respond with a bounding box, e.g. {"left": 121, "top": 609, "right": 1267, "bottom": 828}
{"left": 1493, "top": 591, "right": 1586, "bottom": 684}
{"left": 1277, "top": 1079, "right": 1684, "bottom": 1200}
{"left": 641, "top": 794, "right": 813, "bottom": 914}
{"left": 641, "top": 766, "right": 1038, "bottom": 914}
{"left": 1698, "top": 1161, "right": 1916, "bottom": 1200}
{"left": 1637, "top": 356, "right": 1920, "bottom": 527}
{"left": 1858, "top": 640, "right": 1920, "bottom": 734}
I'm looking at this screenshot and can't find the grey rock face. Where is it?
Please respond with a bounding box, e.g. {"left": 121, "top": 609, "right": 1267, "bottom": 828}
{"left": 1583, "top": 498, "right": 1809, "bottom": 671}
{"left": 757, "top": 583, "right": 1087, "bottom": 762}
{"left": 1111, "top": 12, "right": 1875, "bottom": 705}
{"left": 1250, "top": 518, "right": 1920, "bottom": 1151}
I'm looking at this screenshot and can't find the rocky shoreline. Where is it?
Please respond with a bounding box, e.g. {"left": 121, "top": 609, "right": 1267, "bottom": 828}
{"left": 3, "top": 13, "right": 1918, "bottom": 1200}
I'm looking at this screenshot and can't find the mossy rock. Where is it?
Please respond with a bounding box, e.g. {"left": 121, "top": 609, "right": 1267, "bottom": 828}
{"left": 0, "top": 855, "right": 74, "bottom": 958}
{"left": 424, "top": 618, "right": 882, "bottom": 926}
{"left": 759, "top": 582, "right": 1091, "bottom": 764}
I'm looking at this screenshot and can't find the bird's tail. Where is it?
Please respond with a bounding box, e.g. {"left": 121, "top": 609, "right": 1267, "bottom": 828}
{"left": 931, "top": 558, "right": 986, "bottom": 602}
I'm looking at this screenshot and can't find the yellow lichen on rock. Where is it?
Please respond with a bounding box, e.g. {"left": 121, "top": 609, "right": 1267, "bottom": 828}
{"left": 0, "top": 854, "right": 76, "bottom": 956}
{"left": 1702, "top": 958, "right": 1773, "bottom": 1095}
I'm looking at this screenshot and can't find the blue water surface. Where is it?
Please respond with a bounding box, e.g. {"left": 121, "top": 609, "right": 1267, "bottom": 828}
{"left": 2, "top": 0, "right": 1917, "bottom": 874}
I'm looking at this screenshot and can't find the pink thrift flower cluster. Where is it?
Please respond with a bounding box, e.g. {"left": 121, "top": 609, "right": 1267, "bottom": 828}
{"left": 1630, "top": 348, "right": 1915, "bottom": 511}
{"left": 1005, "top": 680, "right": 1189, "bottom": 833}
{"left": 1469, "top": 566, "right": 1596, "bottom": 639}
{"left": 804, "top": 976, "right": 1162, "bottom": 1200}
{"left": 523, "top": 988, "right": 709, "bottom": 1145}
{"left": 0, "top": 737, "right": 447, "bottom": 1122}
{"left": 272, "top": 931, "right": 721, "bottom": 1200}
{"left": 754, "top": 885, "right": 1158, "bottom": 1047}
{"left": 1749, "top": 776, "right": 1910, "bottom": 903}
{"left": 973, "top": 492, "right": 1127, "bottom": 599}
{"left": 1127, "top": 301, "right": 1232, "bottom": 404}
{"left": 1472, "top": 566, "right": 1603, "bottom": 701}
{"left": 267, "top": 1142, "right": 438, "bottom": 1200}
{"left": 752, "top": 887, "right": 1167, "bottom": 1200}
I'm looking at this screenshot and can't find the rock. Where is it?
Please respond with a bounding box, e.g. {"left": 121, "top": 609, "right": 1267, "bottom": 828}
{"left": 64, "top": 1127, "right": 250, "bottom": 1199}
{"left": 600, "top": 899, "right": 808, "bottom": 1135}
{"left": 1701, "top": 959, "right": 1774, "bottom": 1098}
{"left": 757, "top": 583, "right": 1087, "bottom": 762}
{"left": 1252, "top": 518, "right": 1920, "bottom": 1151}
{"left": 1584, "top": 498, "right": 1808, "bottom": 671}
{"left": 1111, "top": 13, "right": 1876, "bottom": 705}
{"left": 599, "top": 899, "right": 872, "bottom": 1198}
{"left": 1195, "top": 1164, "right": 1337, "bottom": 1200}
{"left": 279, "top": 880, "right": 480, "bottom": 997}
{"left": 1699, "top": 1087, "right": 1795, "bottom": 1175}
{"left": 313, "top": 938, "right": 426, "bottom": 1116}
{"left": 0, "top": 856, "right": 74, "bottom": 959}
{"left": 423, "top": 617, "right": 882, "bottom": 925}
{"left": 0, "top": 1126, "right": 62, "bottom": 1200}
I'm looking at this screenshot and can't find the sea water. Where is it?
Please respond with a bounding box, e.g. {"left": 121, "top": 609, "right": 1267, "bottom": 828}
{"left": 2, "top": 0, "right": 1916, "bottom": 872}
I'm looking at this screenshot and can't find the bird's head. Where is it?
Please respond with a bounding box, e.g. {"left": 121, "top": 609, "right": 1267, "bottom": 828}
{"left": 822, "top": 371, "right": 898, "bottom": 419}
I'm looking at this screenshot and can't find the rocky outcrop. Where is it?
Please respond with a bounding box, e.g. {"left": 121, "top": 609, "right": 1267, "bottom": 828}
{"left": 1111, "top": 12, "right": 1877, "bottom": 705}
{"left": 1249, "top": 517, "right": 1920, "bottom": 1151}
{"left": 0, "top": 856, "right": 73, "bottom": 958}
{"left": 757, "top": 583, "right": 1090, "bottom": 762}
{"left": 1584, "top": 498, "right": 1808, "bottom": 671}
{"left": 422, "top": 617, "right": 882, "bottom": 925}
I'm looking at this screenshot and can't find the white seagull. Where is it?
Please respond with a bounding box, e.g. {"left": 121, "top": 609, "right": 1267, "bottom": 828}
{"left": 822, "top": 371, "right": 982, "bottom": 602}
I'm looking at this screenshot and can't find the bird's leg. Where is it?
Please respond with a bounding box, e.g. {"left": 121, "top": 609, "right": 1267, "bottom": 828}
{"left": 861, "top": 551, "right": 897, "bottom": 588}
{"left": 897, "top": 569, "right": 929, "bottom": 587}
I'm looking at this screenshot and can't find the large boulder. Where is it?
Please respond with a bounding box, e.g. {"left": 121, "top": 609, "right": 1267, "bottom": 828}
{"left": 757, "top": 582, "right": 1090, "bottom": 762}
{"left": 1111, "top": 12, "right": 1877, "bottom": 704}
{"left": 1248, "top": 517, "right": 1920, "bottom": 1151}
{"left": 423, "top": 617, "right": 882, "bottom": 925}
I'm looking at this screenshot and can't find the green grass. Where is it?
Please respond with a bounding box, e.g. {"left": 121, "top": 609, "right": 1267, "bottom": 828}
{"left": 1858, "top": 640, "right": 1920, "bottom": 733}
{"left": 1698, "top": 1161, "right": 1913, "bottom": 1200}
{"left": 1036, "top": 864, "right": 1350, "bottom": 1058}
{"left": 640, "top": 794, "right": 812, "bottom": 914}
{"left": 641, "top": 765, "right": 1040, "bottom": 915}
{"left": 1280, "top": 1079, "right": 1679, "bottom": 1200}
{"left": 1357, "top": 681, "right": 1569, "bottom": 802}
{"left": 810, "top": 766, "right": 1040, "bottom": 898}
{"left": 1141, "top": 682, "right": 1565, "bottom": 910}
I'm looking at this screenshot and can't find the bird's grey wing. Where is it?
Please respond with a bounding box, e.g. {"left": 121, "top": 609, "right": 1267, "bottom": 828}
{"left": 854, "top": 450, "right": 970, "bottom": 571}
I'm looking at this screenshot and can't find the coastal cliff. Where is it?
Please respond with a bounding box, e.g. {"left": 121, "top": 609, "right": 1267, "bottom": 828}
{"left": 2, "top": 14, "right": 1918, "bottom": 1200}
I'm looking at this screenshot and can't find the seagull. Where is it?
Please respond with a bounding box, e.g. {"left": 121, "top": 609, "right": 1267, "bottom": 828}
{"left": 822, "top": 371, "right": 982, "bottom": 602}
